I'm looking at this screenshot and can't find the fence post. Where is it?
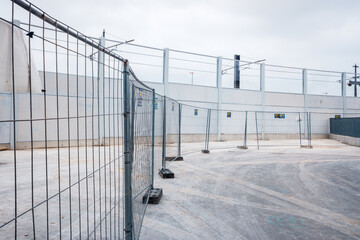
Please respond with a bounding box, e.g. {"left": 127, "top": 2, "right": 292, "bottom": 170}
{"left": 298, "top": 112, "right": 302, "bottom": 148}
{"left": 178, "top": 103, "right": 183, "bottom": 160}
{"left": 216, "top": 57, "right": 222, "bottom": 141}
{"left": 238, "top": 111, "right": 248, "bottom": 149}
{"left": 308, "top": 112, "right": 312, "bottom": 147}
{"left": 98, "top": 32, "right": 105, "bottom": 145}
{"left": 151, "top": 89, "right": 155, "bottom": 188}
{"left": 342, "top": 73, "right": 347, "bottom": 116}
{"left": 163, "top": 48, "right": 170, "bottom": 97}
{"left": 202, "top": 109, "right": 211, "bottom": 153}
{"left": 162, "top": 97, "right": 166, "bottom": 170}
{"left": 123, "top": 61, "right": 133, "bottom": 240}
{"left": 255, "top": 111, "right": 260, "bottom": 150}
{"left": 260, "top": 64, "right": 265, "bottom": 140}
{"left": 159, "top": 97, "right": 174, "bottom": 178}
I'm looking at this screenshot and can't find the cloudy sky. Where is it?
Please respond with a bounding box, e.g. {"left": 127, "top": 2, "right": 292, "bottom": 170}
{"left": 2, "top": 0, "right": 360, "bottom": 73}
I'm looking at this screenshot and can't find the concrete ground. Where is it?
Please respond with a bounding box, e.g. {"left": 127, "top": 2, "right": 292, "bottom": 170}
{"left": 141, "top": 139, "right": 360, "bottom": 240}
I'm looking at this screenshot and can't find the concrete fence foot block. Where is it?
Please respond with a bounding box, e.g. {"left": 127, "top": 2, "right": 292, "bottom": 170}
{"left": 237, "top": 146, "right": 248, "bottom": 149}
{"left": 159, "top": 169, "right": 174, "bottom": 179}
{"left": 143, "top": 188, "right": 163, "bottom": 204}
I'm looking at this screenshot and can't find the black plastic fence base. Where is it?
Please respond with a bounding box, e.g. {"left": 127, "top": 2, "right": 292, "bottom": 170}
{"left": 143, "top": 188, "right": 163, "bottom": 204}
{"left": 237, "top": 146, "right": 248, "bottom": 149}
{"left": 159, "top": 169, "right": 174, "bottom": 178}
{"left": 201, "top": 149, "right": 210, "bottom": 154}
{"left": 301, "top": 145, "right": 313, "bottom": 149}
{"left": 165, "top": 156, "right": 183, "bottom": 161}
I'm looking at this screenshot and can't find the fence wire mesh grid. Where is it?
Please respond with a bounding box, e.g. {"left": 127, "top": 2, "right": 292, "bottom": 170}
{"left": 2, "top": 1, "right": 360, "bottom": 240}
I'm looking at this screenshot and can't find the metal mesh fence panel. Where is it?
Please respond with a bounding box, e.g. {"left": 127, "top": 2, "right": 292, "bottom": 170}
{"left": 129, "top": 77, "right": 153, "bottom": 239}
{"left": 252, "top": 111, "right": 308, "bottom": 148}
{"left": 165, "top": 97, "right": 180, "bottom": 162}
{"left": 181, "top": 104, "right": 208, "bottom": 153}
{"left": 0, "top": 1, "right": 157, "bottom": 239}
{"left": 154, "top": 94, "right": 164, "bottom": 173}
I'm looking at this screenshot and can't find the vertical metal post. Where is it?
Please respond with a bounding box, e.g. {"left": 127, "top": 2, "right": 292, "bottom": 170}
{"left": 163, "top": 48, "right": 170, "bottom": 97}
{"left": 151, "top": 89, "right": 155, "bottom": 188}
{"left": 162, "top": 97, "right": 167, "bottom": 170}
{"left": 298, "top": 112, "right": 302, "bottom": 148}
{"left": 303, "top": 69, "right": 308, "bottom": 112}
{"left": 354, "top": 64, "right": 358, "bottom": 97}
{"left": 255, "top": 111, "right": 259, "bottom": 150}
{"left": 260, "top": 63, "right": 265, "bottom": 140}
{"left": 98, "top": 32, "right": 105, "bottom": 145}
{"left": 308, "top": 112, "right": 312, "bottom": 147}
{"left": 123, "top": 61, "right": 133, "bottom": 240}
{"left": 306, "top": 112, "right": 310, "bottom": 147}
{"left": 216, "top": 56, "right": 222, "bottom": 141}
{"left": 207, "top": 109, "right": 211, "bottom": 150}
{"left": 178, "top": 103, "right": 182, "bottom": 157}
{"left": 243, "top": 111, "right": 248, "bottom": 148}
{"left": 341, "top": 73, "right": 347, "bottom": 116}
{"left": 204, "top": 109, "right": 209, "bottom": 151}
{"left": 202, "top": 108, "right": 211, "bottom": 153}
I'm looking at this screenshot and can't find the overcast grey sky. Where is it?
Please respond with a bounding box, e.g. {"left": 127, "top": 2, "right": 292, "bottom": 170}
{"left": 2, "top": 0, "right": 360, "bottom": 73}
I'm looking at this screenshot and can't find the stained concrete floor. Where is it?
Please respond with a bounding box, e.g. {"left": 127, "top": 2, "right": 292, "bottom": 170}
{"left": 141, "top": 140, "right": 360, "bottom": 240}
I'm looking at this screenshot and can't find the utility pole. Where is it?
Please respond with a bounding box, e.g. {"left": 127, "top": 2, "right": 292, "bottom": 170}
{"left": 348, "top": 64, "right": 360, "bottom": 97}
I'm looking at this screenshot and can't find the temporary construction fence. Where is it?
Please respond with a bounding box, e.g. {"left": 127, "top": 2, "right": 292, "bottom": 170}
{"left": 2, "top": 1, "right": 360, "bottom": 240}
{"left": 0, "top": 0, "right": 158, "bottom": 239}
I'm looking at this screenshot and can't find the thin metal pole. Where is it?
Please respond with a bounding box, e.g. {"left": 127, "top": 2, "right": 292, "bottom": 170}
{"left": 151, "top": 89, "right": 155, "bottom": 188}
{"left": 178, "top": 103, "right": 182, "bottom": 157}
{"left": 207, "top": 109, "right": 211, "bottom": 151}
{"left": 308, "top": 112, "right": 312, "bottom": 147}
{"left": 204, "top": 109, "right": 209, "bottom": 151}
{"left": 298, "top": 112, "right": 302, "bottom": 148}
{"left": 66, "top": 27, "right": 73, "bottom": 240}
{"left": 27, "top": 6, "right": 36, "bottom": 239}
{"left": 162, "top": 97, "right": 167, "bottom": 170}
{"left": 55, "top": 21, "right": 63, "bottom": 239}
{"left": 354, "top": 64, "right": 358, "bottom": 97}
{"left": 255, "top": 112, "right": 259, "bottom": 150}
{"left": 11, "top": 4, "right": 19, "bottom": 239}
{"left": 243, "top": 111, "right": 248, "bottom": 148}
{"left": 123, "top": 61, "right": 133, "bottom": 240}
{"left": 41, "top": 13, "right": 50, "bottom": 240}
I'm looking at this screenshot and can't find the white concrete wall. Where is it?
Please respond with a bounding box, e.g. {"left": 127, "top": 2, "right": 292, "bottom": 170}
{"left": 1, "top": 72, "right": 360, "bottom": 148}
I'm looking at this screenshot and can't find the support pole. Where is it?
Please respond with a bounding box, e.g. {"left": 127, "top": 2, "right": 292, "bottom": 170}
{"left": 151, "top": 90, "right": 155, "bottom": 188}
{"left": 216, "top": 57, "right": 223, "bottom": 141}
{"left": 238, "top": 111, "right": 248, "bottom": 149}
{"left": 342, "top": 73, "right": 347, "bottom": 116}
{"left": 255, "top": 111, "right": 259, "bottom": 150}
{"left": 163, "top": 48, "right": 170, "bottom": 97}
{"left": 260, "top": 63, "right": 265, "bottom": 140}
{"left": 202, "top": 109, "right": 211, "bottom": 153}
{"left": 178, "top": 103, "right": 183, "bottom": 160}
{"left": 159, "top": 97, "right": 174, "bottom": 178}
{"left": 123, "top": 61, "right": 133, "bottom": 240}
{"left": 162, "top": 97, "right": 166, "bottom": 170}
{"left": 298, "top": 112, "right": 302, "bottom": 148}
{"left": 98, "top": 32, "right": 105, "bottom": 145}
